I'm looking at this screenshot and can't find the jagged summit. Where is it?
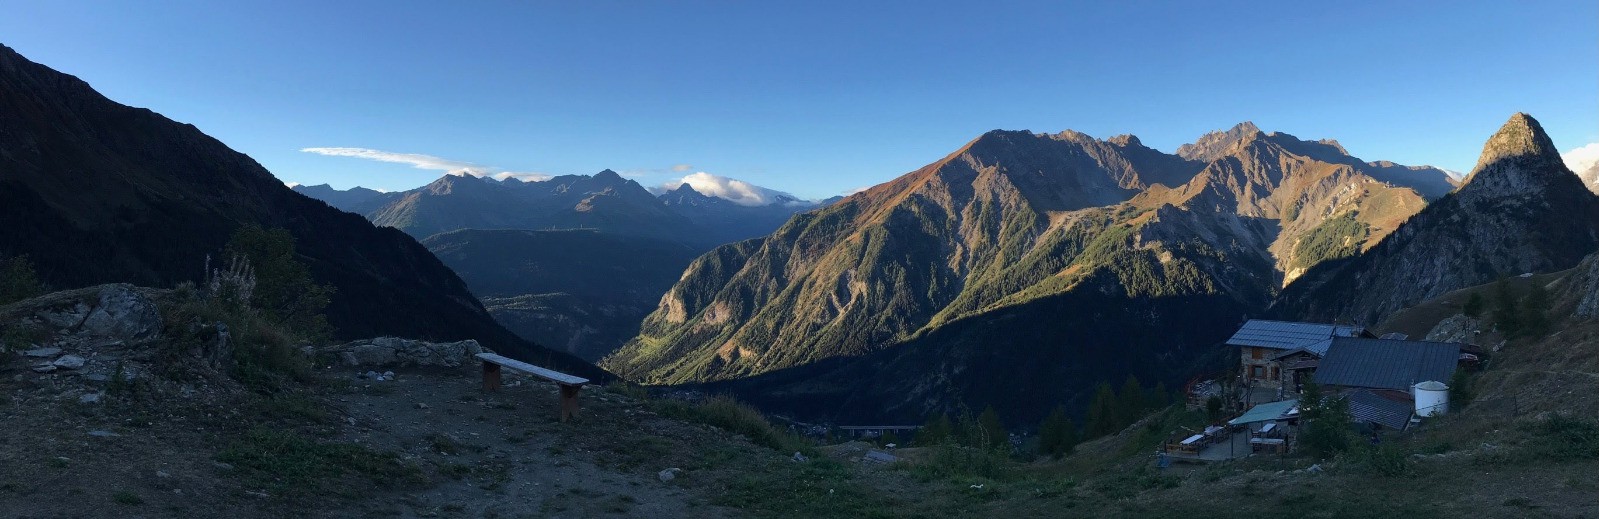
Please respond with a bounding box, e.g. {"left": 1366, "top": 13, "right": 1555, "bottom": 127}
{"left": 594, "top": 169, "right": 624, "bottom": 182}
{"left": 1176, "top": 121, "right": 1265, "bottom": 162}
{"left": 1106, "top": 134, "right": 1143, "bottom": 147}
{"left": 1460, "top": 112, "right": 1567, "bottom": 191}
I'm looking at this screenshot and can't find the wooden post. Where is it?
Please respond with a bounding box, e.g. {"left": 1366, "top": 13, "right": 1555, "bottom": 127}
{"left": 559, "top": 383, "right": 581, "bottom": 422}
{"left": 482, "top": 361, "right": 501, "bottom": 392}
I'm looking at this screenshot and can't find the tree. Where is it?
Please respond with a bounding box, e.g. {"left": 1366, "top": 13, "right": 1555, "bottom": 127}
{"left": 1300, "top": 396, "right": 1352, "bottom": 459}
{"left": 917, "top": 413, "right": 952, "bottom": 446}
{"left": 224, "top": 225, "right": 335, "bottom": 341}
{"left": 1037, "top": 406, "right": 1078, "bottom": 458}
{"left": 1085, "top": 382, "right": 1122, "bottom": 437}
{"left": 1118, "top": 375, "right": 1146, "bottom": 424}
{"left": 1148, "top": 381, "right": 1171, "bottom": 410}
{"left": 1462, "top": 292, "right": 1485, "bottom": 318}
{"left": 1205, "top": 395, "right": 1224, "bottom": 423}
{"left": 0, "top": 254, "right": 45, "bottom": 306}
{"left": 1492, "top": 277, "right": 1522, "bottom": 337}
{"left": 976, "top": 406, "right": 1007, "bottom": 450}
{"left": 1522, "top": 280, "right": 1551, "bottom": 337}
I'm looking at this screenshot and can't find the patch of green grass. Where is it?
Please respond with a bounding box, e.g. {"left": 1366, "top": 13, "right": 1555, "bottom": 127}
{"left": 250, "top": 393, "right": 332, "bottom": 424}
{"left": 651, "top": 395, "right": 813, "bottom": 454}
{"left": 111, "top": 490, "right": 144, "bottom": 505}
{"left": 216, "top": 427, "right": 424, "bottom": 497}
{"left": 715, "top": 458, "right": 897, "bottom": 518}
{"left": 427, "top": 433, "right": 486, "bottom": 456}
{"left": 1526, "top": 413, "right": 1599, "bottom": 460}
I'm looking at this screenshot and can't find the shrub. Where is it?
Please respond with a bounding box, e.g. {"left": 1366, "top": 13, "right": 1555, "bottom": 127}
{"left": 652, "top": 395, "right": 810, "bottom": 454}
{"left": 224, "top": 225, "right": 335, "bottom": 342}
{"left": 1527, "top": 413, "right": 1599, "bottom": 460}
{"left": 0, "top": 254, "right": 45, "bottom": 306}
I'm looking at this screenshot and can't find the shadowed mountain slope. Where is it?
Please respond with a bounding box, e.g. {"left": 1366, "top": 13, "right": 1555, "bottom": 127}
{"left": 0, "top": 43, "right": 602, "bottom": 379}
{"left": 1275, "top": 113, "right": 1599, "bottom": 325}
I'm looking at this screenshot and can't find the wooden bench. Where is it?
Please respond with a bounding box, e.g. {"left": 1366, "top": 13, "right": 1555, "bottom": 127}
{"left": 475, "top": 352, "right": 590, "bottom": 422}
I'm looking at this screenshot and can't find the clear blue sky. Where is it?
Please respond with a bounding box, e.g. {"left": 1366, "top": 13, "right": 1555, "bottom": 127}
{"left": 3, "top": 1, "right": 1595, "bottom": 198}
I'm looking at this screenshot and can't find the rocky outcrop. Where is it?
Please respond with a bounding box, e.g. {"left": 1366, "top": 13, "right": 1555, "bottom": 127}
{"left": 320, "top": 337, "right": 489, "bottom": 369}
{"left": 1567, "top": 253, "right": 1599, "bottom": 320}
{"left": 0, "top": 284, "right": 162, "bottom": 347}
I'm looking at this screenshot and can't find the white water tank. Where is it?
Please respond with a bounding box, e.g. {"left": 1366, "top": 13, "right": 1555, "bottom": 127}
{"left": 1413, "top": 380, "right": 1449, "bottom": 417}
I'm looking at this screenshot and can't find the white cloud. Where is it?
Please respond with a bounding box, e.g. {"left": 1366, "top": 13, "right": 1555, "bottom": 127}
{"left": 301, "top": 147, "right": 550, "bottom": 182}
{"left": 671, "top": 164, "right": 694, "bottom": 172}
{"left": 1562, "top": 142, "right": 1599, "bottom": 176}
{"left": 660, "top": 172, "right": 802, "bottom": 207}
{"left": 284, "top": 181, "right": 302, "bottom": 188}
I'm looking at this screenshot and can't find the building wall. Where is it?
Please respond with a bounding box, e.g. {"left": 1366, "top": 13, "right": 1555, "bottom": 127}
{"left": 1240, "top": 347, "right": 1284, "bottom": 388}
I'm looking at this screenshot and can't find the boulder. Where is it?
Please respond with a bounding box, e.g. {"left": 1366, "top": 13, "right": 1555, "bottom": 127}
{"left": 77, "top": 285, "right": 161, "bottom": 341}
{"left": 52, "top": 355, "right": 87, "bottom": 370}
{"left": 321, "top": 337, "right": 488, "bottom": 369}
{"left": 1, "top": 284, "right": 162, "bottom": 344}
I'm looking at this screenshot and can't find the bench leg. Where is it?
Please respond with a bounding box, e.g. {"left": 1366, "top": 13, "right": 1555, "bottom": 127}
{"left": 559, "top": 384, "right": 581, "bottom": 423}
{"left": 482, "top": 361, "right": 502, "bottom": 392}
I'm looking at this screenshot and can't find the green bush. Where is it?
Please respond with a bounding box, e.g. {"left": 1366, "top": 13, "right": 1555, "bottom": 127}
{"left": 1526, "top": 413, "right": 1599, "bottom": 460}
{"left": 652, "top": 395, "right": 811, "bottom": 454}
{"left": 0, "top": 254, "right": 46, "bottom": 306}
{"left": 1353, "top": 444, "right": 1415, "bottom": 477}
{"left": 224, "top": 225, "right": 335, "bottom": 342}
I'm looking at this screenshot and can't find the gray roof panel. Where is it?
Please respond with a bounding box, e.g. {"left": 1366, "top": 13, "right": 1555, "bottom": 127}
{"left": 1226, "top": 320, "right": 1364, "bottom": 350}
{"left": 1315, "top": 338, "right": 1459, "bottom": 391}
{"left": 1345, "top": 390, "right": 1413, "bottom": 430}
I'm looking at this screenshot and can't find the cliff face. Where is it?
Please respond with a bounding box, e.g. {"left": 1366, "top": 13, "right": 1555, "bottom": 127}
{"left": 1276, "top": 113, "right": 1599, "bottom": 325}
{"left": 0, "top": 44, "right": 603, "bottom": 379}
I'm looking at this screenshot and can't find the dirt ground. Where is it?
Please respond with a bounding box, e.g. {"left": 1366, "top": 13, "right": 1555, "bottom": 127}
{"left": 0, "top": 363, "right": 788, "bottom": 518}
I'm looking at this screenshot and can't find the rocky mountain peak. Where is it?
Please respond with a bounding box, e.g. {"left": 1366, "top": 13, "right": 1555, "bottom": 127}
{"left": 1176, "top": 121, "right": 1265, "bottom": 162}
{"left": 1460, "top": 112, "right": 1568, "bottom": 193}
{"left": 593, "top": 169, "right": 624, "bottom": 182}
{"left": 1106, "top": 134, "right": 1143, "bottom": 147}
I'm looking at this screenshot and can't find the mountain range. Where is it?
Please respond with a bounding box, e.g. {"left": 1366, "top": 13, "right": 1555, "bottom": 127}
{"left": 0, "top": 43, "right": 603, "bottom": 380}
{"left": 295, "top": 171, "right": 823, "bottom": 248}
{"left": 601, "top": 120, "right": 1461, "bottom": 425}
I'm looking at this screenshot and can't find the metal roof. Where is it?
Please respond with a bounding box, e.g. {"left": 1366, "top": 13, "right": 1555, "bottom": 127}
{"left": 1314, "top": 338, "right": 1459, "bottom": 391}
{"left": 1345, "top": 389, "right": 1413, "bottom": 431}
{"left": 1226, "top": 320, "right": 1365, "bottom": 350}
{"left": 1228, "top": 399, "right": 1300, "bottom": 425}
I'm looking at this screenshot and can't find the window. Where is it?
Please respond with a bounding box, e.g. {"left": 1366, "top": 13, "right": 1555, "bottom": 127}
{"left": 1251, "top": 366, "right": 1264, "bottom": 379}
{"left": 1271, "top": 366, "right": 1279, "bottom": 380}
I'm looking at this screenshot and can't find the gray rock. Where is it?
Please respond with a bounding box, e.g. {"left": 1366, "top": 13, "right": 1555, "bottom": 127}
{"left": 52, "top": 355, "right": 87, "bottom": 370}
{"left": 31, "top": 363, "right": 57, "bottom": 373}
{"left": 156, "top": 470, "right": 171, "bottom": 478}
{"left": 77, "top": 285, "right": 161, "bottom": 342}
{"left": 78, "top": 393, "right": 102, "bottom": 404}
{"left": 88, "top": 430, "right": 120, "bottom": 437}
{"left": 84, "top": 374, "right": 111, "bottom": 383}
{"left": 321, "top": 337, "right": 488, "bottom": 369}
{"left": 1307, "top": 464, "right": 1323, "bottom": 473}
{"left": 363, "top": 371, "right": 379, "bottom": 380}
{"left": 658, "top": 468, "right": 681, "bottom": 482}
{"left": 792, "top": 451, "right": 808, "bottom": 462}
{"left": 22, "top": 347, "right": 62, "bottom": 358}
